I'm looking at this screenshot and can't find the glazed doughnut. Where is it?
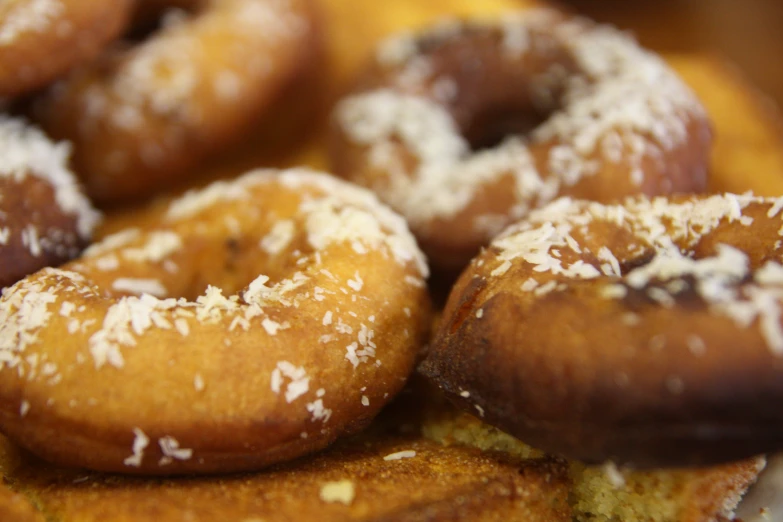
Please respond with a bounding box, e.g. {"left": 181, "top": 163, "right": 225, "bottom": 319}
{"left": 421, "top": 193, "right": 783, "bottom": 468}
{"left": 330, "top": 9, "right": 711, "bottom": 272}
{"left": 0, "top": 115, "right": 99, "bottom": 288}
{"left": 33, "top": 0, "right": 319, "bottom": 203}
{"left": 0, "top": 168, "right": 430, "bottom": 475}
{"left": 0, "top": 0, "right": 133, "bottom": 98}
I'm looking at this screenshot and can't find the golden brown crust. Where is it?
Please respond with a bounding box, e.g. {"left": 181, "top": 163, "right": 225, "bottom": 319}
{"left": 330, "top": 9, "right": 711, "bottom": 272}
{"left": 0, "top": 0, "right": 133, "bottom": 98}
{"left": 423, "top": 407, "right": 763, "bottom": 522}
{"left": 0, "top": 169, "right": 430, "bottom": 475}
{"left": 423, "top": 194, "right": 783, "bottom": 468}
{"left": 32, "top": 0, "right": 322, "bottom": 203}
{"left": 0, "top": 431, "right": 571, "bottom": 522}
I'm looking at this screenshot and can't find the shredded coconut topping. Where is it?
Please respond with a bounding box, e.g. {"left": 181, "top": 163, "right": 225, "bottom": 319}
{"left": 67, "top": 0, "right": 306, "bottom": 132}
{"left": 0, "top": 0, "right": 64, "bottom": 46}
{"left": 487, "top": 194, "right": 783, "bottom": 355}
{"left": 270, "top": 361, "right": 310, "bottom": 403}
{"left": 334, "top": 10, "right": 704, "bottom": 243}
{"left": 112, "top": 278, "right": 168, "bottom": 298}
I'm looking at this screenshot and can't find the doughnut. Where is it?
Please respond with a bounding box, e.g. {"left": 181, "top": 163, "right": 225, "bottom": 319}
{"left": 0, "top": 0, "right": 133, "bottom": 98}
{"left": 0, "top": 168, "right": 430, "bottom": 475}
{"left": 421, "top": 193, "right": 783, "bottom": 468}
{"left": 32, "top": 0, "right": 320, "bottom": 203}
{"left": 0, "top": 115, "right": 100, "bottom": 289}
{"left": 330, "top": 9, "right": 711, "bottom": 272}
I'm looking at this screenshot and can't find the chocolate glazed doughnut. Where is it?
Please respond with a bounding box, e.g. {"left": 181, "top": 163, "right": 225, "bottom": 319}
{"left": 422, "top": 194, "right": 783, "bottom": 468}
{"left": 330, "top": 9, "right": 711, "bottom": 272}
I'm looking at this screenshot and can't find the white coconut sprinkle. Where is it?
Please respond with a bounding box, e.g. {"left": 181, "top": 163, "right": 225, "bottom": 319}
{"left": 260, "top": 220, "right": 295, "bottom": 255}
{"left": 111, "top": 278, "right": 168, "bottom": 298}
{"left": 319, "top": 479, "right": 356, "bottom": 505}
{"left": 270, "top": 361, "right": 309, "bottom": 403}
{"left": 158, "top": 435, "right": 193, "bottom": 466}
{"left": 122, "top": 232, "right": 182, "bottom": 263}
{"left": 603, "top": 461, "right": 626, "bottom": 488}
{"left": 383, "top": 450, "right": 417, "bottom": 461}
{"left": 0, "top": 0, "right": 64, "bottom": 46}
{"left": 123, "top": 427, "right": 150, "bottom": 467}
{"left": 193, "top": 373, "right": 204, "bottom": 391}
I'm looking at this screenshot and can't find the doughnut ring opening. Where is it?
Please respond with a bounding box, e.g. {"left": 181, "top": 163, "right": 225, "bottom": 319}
{"left": 422, "top": 193, "right": 783, "bottom": 468}
{"left": 331, "top": 9, "right": 711, "bottom": 272}
{"left": 0, "top": 0, "right": 133, "bottom": 98}
{"left": 33, "top": 0, "right": 320, "bottom": 203}
{"left": 0, "top": 115, "right": 100, "bottom": 289}
{"left": 0, "top": 168, "right": 430, "bottom": 475}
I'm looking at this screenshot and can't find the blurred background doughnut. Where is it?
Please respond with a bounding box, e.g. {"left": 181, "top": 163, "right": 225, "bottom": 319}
{"left": 330, "top": 10, "right": 711, "bottom": 272}
{"left": 0, "top": 0, "right": 134, "bottom": 98}
{"left": 32, "top": 0, "right": 322, "bottom": 203}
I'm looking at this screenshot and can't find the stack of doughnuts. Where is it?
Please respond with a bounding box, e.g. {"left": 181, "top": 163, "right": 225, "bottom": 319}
{"left": 0, "top": 2, "right": 781, "bottom": 521}
{"left": 330, "top": 7, "right": 783, "bottom": 521}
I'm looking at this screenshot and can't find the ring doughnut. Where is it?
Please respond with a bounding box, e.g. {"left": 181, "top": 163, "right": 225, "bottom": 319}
{"left": 0, "top": 0, "right": 133, "bottom": 98}
{"left": 33, "top": 0, "right": 320, "bottom": 203}
{"left": 421, "top": 193, "right": 783, "bottom": 468}
{"left": 0, "top": 115, "right": 99, "bottom": 288}
{"left": 0, "top": 168, "right": 430, "bottom": 475}
{"left": 331, "top": 9, "right": 711, "bottom": 272}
